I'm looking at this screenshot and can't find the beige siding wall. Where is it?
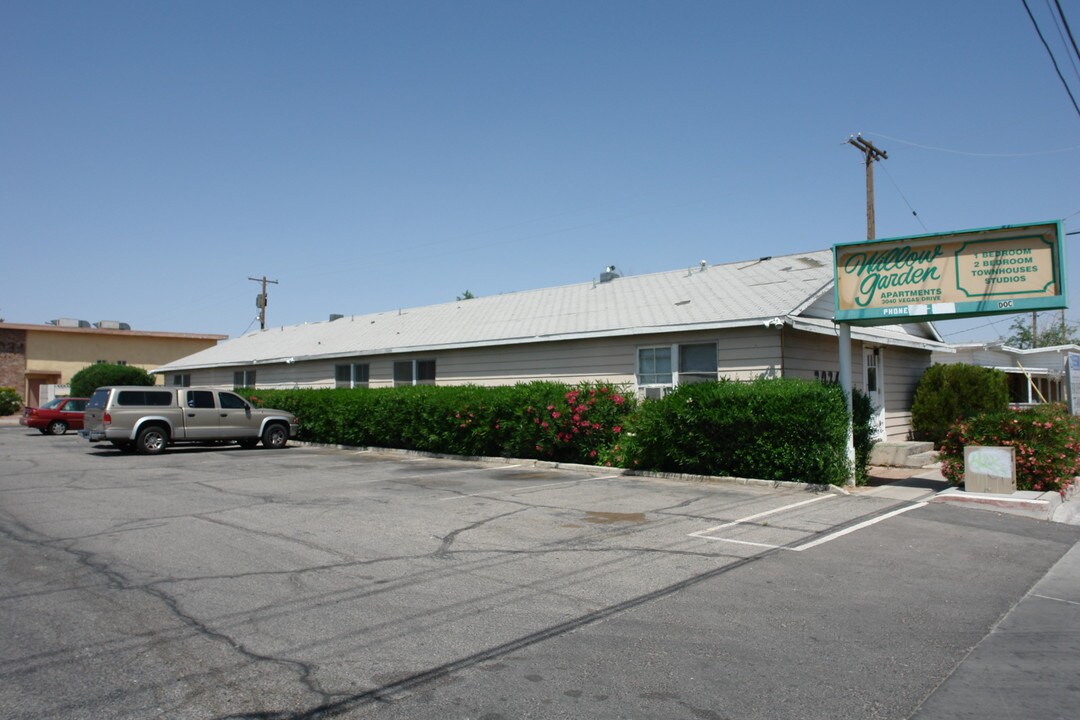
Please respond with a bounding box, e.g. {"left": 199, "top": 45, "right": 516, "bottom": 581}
{"left": 881, "top": 346, "right": 931, "bottom": 440}
{"left": 174, "top": 327, "right": 930, "bottom": 440}
{"left": 178, "top": 328, "right": 785, "bottom": 390}
{"left": 780, "top": 329, "right": 928, "bottom": 439}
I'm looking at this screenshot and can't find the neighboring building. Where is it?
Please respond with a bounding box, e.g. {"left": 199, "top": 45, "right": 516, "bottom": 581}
{"left": 0, "top": 320, "right": 227, "bottom": 407}
{"left": 154, "top": 250, "right": 951, "bottom": 440}
{"left": 932, "top": 342, "right": 1080, "bottom": 405}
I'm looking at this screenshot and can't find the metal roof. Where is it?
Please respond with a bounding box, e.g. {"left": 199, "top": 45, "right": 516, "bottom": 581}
{"left": 155, "top": 250, "right": 941, "bottom": 372}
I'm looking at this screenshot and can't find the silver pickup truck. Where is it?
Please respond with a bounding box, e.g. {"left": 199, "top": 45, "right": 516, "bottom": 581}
{"left": 80, "top": 386, "right": 300, "bottom": 454}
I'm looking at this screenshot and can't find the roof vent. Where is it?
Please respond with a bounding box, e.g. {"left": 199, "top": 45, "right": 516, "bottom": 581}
{"left": 95, "top": 320, "right": 131, "bottom": 330}
{"left": 48, "top": 318, "right": 91, "bottom": 328}
{"left": 329, "top": 314, "right": 344, "bottom": 322}
{"left": 599, "top": 265, "right": 621, "bottom": 283}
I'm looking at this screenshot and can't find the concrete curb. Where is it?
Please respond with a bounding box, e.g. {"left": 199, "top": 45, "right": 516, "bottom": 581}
{"left": 294, "top": 441, "right": 848, "bottom": 496}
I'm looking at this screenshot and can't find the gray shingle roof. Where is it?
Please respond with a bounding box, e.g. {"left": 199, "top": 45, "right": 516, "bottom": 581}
{"left": 156, "top": 250, "right": 847, "bottom": 371}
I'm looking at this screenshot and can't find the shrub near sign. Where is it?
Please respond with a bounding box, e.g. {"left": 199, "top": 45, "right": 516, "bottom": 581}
{"left": 833, "top": 221, "right": 1066, "bottom": 325}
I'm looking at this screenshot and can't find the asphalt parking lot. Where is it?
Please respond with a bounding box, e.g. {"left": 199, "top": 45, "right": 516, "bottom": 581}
{"left": 1, "top": 427, "right": 1078, "bottom": 719}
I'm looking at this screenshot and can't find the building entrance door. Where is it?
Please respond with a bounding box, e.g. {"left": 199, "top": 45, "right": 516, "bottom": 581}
{"left": 863, "top": 347, "right": 886, "bottom": 440}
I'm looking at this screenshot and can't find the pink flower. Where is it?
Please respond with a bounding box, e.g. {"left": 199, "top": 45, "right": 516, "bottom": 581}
{"left": 589, "top": 450, "right": 597, "bottom": 458}
{"left": 551, "top": 411, "right": 561, "bottom": 419}
{"left": 613, "top": 426, "right": 622, "bottom": 434}
{"left": 541, "top": 421, "right": 549, "bottom": 429}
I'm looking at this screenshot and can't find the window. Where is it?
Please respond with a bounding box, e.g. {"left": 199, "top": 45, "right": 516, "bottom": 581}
{"left": 218, "top": 392, "right": 248, "bottom": 409}
{"left": 394, "top": 360, "right": 436, "bottom": 387}
{"left": 638, "top": 347, "right": 673, "bottom": 386}
{"left": 117, "top": 390, "right": 173, "bottom": 406}
{"left": 678, "top": 343, "right": 717, "bottom": 384}
{"left": 186, "top": 390, "right": 215, "bottom": 409}
{"left": 393, "top": 361, "right": 413, "bottom": 386}
{"left": 117, "top": 360, "right": 128, "bottom": 366}
{"left": 172, "top": 374, "right": 191, "bottom": 387}
{"left": 638, "top": 343, "right": 718, "bottom": 387}
{"left": 416, "top": 360, "right": 436, "bottom": 385}
{"left": 335, "top": 363, "right": 370, "bottom": 388}
{"left": 233, "top": 370, "right": 256, "bottom": 389}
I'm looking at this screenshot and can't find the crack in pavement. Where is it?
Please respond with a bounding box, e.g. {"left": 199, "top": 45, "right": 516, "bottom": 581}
{"left": 0, "top": 511, "right": 338, "bottom": 707}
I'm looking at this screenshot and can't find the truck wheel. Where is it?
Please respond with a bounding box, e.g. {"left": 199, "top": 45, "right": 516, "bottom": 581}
{"left": 47, "top": 420, "right": 68, "bottom": 435}
{"left": 136, "top": 425, "right": 168, "bottom": 455}
{"left": 261, "top": 423, "right": 288, "bottom": 449}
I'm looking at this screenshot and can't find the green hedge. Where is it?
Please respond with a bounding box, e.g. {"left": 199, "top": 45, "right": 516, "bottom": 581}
{"left": 243, "top": 382, "right": 636, "bottom": 465}
{"left": 0, "top": 387, "right": 21, "bottom": 415}
{"left": 242, "top": 378, "right": 874, "bottom": 486}
{"left": 939, "top": 404, "right": 1080, "bottom": 493}
{"left": 606, "top": 379, "right": 873, "bottom": 486}
{"left": 911, "top": 363, "right": 1009, "bottom": 447}
{"left": 70, "top": 363, "right": 156, "bottom": 398}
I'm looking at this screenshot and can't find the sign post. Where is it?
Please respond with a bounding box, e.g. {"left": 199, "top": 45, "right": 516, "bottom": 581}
{"left": 1068, "top": 352, "right": 1080, "bottom": 416}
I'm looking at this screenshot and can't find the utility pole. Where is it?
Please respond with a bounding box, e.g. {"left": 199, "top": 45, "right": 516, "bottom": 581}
{"left": 848, "top": 134, "right": 888, "bottom": 240}
{"left": 248, "top": 276, "right": 279, "bottom": 330}
{"left": 836, "top": 134, "right": 888, "bottom": 487}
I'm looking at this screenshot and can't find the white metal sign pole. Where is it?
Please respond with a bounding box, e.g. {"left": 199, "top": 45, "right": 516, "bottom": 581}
{"left": 838, "top": 323, "right": 856, "bottom": 487}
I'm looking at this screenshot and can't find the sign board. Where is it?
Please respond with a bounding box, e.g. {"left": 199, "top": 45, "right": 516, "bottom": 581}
{"left": 833, "top": 221, "right": 1066, "bottom": 326}
{"left": 1068, "top": 352, "right": 1080, "bottom": 416}
{"left": 964, "top": 446, "right": 1016, "bottom": 494}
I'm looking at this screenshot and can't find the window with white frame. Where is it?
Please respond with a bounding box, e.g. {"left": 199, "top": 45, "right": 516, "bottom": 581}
{"left": 637, "top": 347, "right": 673, "bottom": 386}
{"left": 233, "top": 369, "right": 256, "bottom": 389}
{"left": 393, "top": 359, "right": 436, "bottom": 387}
{"left": 678, "top": 343, "right": 718, "bottom": 384}
{"left": 637, "top": 343, "right": 718, "bottom": 388}
{"left": 171, "top": 373, "right": 192, "bottom": 387}
{"left": 335, "top": 363, "right": 370, "bottom": 388}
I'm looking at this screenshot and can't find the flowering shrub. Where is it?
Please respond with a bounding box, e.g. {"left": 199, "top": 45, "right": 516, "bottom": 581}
{"left": 939, "top": 403, "right": 1080, "bottom": 494}
{"left": 243, "top": 382, "right": 636, "bottom": 466}
{"left": 525, "top": 384, "right": 634, "bottom": 464}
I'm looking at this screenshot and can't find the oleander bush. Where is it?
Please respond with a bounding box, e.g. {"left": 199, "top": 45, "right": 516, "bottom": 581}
{"left": 244, "top": 382, "right": 636, "bottom": 465}
{"left": 939, "top": 403, "right": 1080, "bottom": 494}
{"left": 911, "top": 363, "right": 1009, "bottom": 447}
{"left": 243, "top": 378, "right": 874, "bottom": 485}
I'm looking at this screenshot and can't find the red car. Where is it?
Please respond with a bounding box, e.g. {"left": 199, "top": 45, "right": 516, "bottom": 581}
{"left": 20, "top": 397, "right": 89, "bottom": 435}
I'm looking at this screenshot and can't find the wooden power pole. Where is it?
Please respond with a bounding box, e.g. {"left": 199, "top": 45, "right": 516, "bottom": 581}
{"left": 848, "top": 134, "right": 888, "bottom": 240}
{"left": 249, "top": 275, "right": 279, "bottom": 330}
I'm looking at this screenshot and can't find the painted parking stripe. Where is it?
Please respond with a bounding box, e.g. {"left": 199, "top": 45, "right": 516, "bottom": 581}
{"left": 688, "top": 495, "right": 834, "bottom": 540}
{"left": 792, "top": 502, "right": 927, "bottom": 551}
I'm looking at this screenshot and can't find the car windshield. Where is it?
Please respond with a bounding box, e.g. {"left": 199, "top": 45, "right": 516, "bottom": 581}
{"left": 42, "top": 399, "right": 64, "bottom": 410}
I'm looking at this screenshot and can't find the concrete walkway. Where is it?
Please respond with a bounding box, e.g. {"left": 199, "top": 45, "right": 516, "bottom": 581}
{"left": 911, "top": 539, "right": 1080, "bottom": 719}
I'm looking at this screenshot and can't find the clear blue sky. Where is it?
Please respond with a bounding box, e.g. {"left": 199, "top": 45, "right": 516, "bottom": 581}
{"left": 3, "top": 1, "right": 1078, "bottom": 344}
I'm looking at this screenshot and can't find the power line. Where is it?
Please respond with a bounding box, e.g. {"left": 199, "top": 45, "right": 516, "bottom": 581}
{"left": 862, "top": 131, "right": 1080, "bottom": 156}
{"left": 1052, "top": 0, "right": 1080, "bottom": 65}
{"left": 1048, "top": 0, "right": 1080, "bottom": 83}
{"left": 1021, "top": 0, "right": 1080, "bottom": 119}
{"left": 878, "top": 162, "right": 929, "bottom": 233}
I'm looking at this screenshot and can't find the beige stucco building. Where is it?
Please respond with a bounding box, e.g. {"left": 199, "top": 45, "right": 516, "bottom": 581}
{"left": 0, "top": 321, "right": 226, "bottom": 407}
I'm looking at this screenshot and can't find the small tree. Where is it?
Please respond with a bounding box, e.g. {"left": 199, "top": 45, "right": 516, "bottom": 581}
{"left": 911, "top": 363, "right": 1009, "bottom": 446}
{"left": 1003, "top": 313, "right": 1079, "bottom": 349}
{"left": 70, "top": 364, "right": 156, "bottom": 397}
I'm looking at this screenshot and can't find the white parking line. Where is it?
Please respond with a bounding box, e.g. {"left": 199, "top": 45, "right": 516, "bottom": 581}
{"left": 688, "top": 495, "right": 834, "bottom": 539}
{"left": 439, "top": 474, "right": 619, "bottom": 502}
{"left": 792, "top": 502, "right": 926, "bottom": 551}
